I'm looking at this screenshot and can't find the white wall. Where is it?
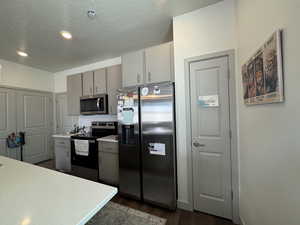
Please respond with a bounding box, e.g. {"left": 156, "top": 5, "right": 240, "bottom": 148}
{"left": 236, "top": 1, "right": 300, "bottom": 225}
{"left": 173, "top": 0, "right": 237, "bottom": 208}
{"left": 54, "top": 57, "right": 121, "bottom": 93}
{"left": 0, "top": 59, "right": 54, "bottom": 92}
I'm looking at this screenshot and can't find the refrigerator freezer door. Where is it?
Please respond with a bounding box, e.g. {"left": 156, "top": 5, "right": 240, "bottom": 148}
{"left": 118, "top": 88, "right": 141, "bottom": 200}
{"left": 140, "top": 83, "right": 177, "bottom": 210}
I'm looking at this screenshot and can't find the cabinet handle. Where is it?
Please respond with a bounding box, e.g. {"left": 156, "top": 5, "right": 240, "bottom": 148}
{"left": 110, "top": 106, "right": 112, "bottom": 114}
{"left": 148, "top": 72, "right": 151, "bottom": 82}
{"left": 96, "top": 86, "right": 98, "bottom": 93}
{"left": 137, "top": 74, "right": 140, "bottom": 83}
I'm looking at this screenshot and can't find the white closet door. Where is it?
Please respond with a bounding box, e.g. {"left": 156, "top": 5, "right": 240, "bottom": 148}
{"left": 0, "top": 88, "right": 17, "bottom": 159}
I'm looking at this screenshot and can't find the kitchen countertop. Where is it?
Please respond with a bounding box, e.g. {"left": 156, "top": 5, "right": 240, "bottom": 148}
{"left": 97, "top": 135, "right": 119, "bottom": 143}
{"left": 0, "top": 156, "right": 118, "bottom": 225}
{"left": 52, "top": 134, "right": 74, "bottom": 139}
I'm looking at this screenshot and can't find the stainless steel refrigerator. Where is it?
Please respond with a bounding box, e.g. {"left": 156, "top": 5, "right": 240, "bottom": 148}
{"left": 117, "top": 82, "right": 177, "bottom": 210}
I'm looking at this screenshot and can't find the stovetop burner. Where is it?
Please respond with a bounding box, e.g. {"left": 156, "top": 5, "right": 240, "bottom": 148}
{"left": 71, "top": 121, "right": 118, "bottom": 140}
{"left": 72, "top": 133, "right": 97, "bottom": 140}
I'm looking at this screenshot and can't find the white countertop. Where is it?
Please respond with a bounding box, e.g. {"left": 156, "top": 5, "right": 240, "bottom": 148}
{"left": 97, "top": 135, "right": 119, "bottom": 143}
{"left": 0, "top": 156, "right": 118, "bottom": 225}
{"left": 52, "top": 134, "right": 74, "bottom": 139}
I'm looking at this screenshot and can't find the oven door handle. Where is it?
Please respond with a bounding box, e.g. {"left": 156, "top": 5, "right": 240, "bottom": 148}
{"left": 72, "top": 139, "right": 95, "bottom": 144}
{"left": 97, "top": 98, "right": 100, "bottom": 109}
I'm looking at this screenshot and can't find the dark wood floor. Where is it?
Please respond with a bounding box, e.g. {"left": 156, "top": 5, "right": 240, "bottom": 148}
{"left": 111, "top": 195, "right": 234, "bottom": 225}
{"left": 37, "top": 160, "right": 235, "bottom": 225}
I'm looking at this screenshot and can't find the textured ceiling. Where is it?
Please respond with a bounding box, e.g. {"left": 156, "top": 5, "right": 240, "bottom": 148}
{"left": 0, "top": 0, "right": 221, "bottom": 72}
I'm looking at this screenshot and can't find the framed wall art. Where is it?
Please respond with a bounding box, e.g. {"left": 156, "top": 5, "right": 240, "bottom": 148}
{"left": 242, "top": 30, "right": 284, "bottom": 105}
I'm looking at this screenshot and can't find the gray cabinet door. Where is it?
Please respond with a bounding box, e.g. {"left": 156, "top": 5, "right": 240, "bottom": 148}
{"left": 0, "top": 88, "right": 17, "bottom": 159}
{"left": 17, "top": 90, "right": 53, "bottom": 164}
{"left": 94, "top": 68, "right": 107, "bottom": 95}
{"left": 98, "top": 141, "right": 119, "bottom": 185}
{"left": 107, "top": 65, "right": 122, "bottom": 115}
{"left": 67, "top": 74, "right": 82, "bottom": 116}
{"left": 54, "top": 138, "right": 71, "bottom": 172}
{"left": 56, "top": 93, "right": 78, "bottom": 134}
{"left": 122, "top": 50, "right": 144, "bottom": 87}
{"left": 82, "top": 71, "right": 94, "bottom": 96}
{"left": 145, "top": 42, "right": 173, "bottom": 84}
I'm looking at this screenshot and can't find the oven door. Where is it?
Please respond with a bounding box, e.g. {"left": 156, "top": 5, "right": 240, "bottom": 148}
{"left": 71, "top": 139, "right": 98, "bottom": 169}
{"left": 80, "top": 94, "right": 108, "bottom": 115}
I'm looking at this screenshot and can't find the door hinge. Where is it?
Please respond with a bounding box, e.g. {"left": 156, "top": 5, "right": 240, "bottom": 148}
{"left": 229, "top": 130, "right": 232, "bottom": 139}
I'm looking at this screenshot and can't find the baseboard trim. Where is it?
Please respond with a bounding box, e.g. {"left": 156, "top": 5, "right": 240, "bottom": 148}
{"left": 177, "top": 200, "right": 193, "bottom": 211}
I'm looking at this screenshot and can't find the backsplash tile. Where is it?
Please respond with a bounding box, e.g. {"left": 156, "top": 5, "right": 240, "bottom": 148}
{"left": 78, "top": 115, "right": 117, "bottom": 128}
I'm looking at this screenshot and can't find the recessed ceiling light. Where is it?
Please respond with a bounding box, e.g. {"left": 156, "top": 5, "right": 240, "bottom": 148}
{"left": 60, "top": 30, "right": 72, "bottom": 40}
{"left": 17, "top": 51, "right": 28, "bottom": 57}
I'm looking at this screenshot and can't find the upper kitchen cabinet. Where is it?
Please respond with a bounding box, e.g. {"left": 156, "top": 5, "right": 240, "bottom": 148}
{"left": 67, "top": 74, "right": 82, "bottom": 116}
{"left": 145, "top": 42, "right": 174, "bottom": 84}
{"left": 83, "top": 69, "right": 107, "bottom": 96}
{"left": 82, "top": 71, "right": 94, "bottom": 96}
{"left": 122, "top": 50, "right": 144, "bottom": 87}
{"left": 122, "top": 42, "right": 174, "bottom": 87}
{"left": 107, "top": 65, "right": 122, "bottom": 115}
{"left": 94, "top": 68, "right": 107, "bottom": 95}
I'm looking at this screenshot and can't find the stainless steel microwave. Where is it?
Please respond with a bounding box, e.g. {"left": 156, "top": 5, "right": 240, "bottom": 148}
{"left": 80, "top": 94, "right": 108, "bottom": 115}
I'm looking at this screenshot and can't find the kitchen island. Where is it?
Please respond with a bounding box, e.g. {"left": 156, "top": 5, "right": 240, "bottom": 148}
{"left": 0, "top": 156, "right": 117, "bottom": 225}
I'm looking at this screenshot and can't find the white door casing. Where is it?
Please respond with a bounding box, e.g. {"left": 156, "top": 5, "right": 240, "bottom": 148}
{"left": 190, "top": 56, "right": 232, "bottom": 219}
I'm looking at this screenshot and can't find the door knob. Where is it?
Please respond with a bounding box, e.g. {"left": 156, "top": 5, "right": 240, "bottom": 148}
{"left": 193, "top": 142, "right": 205, "bottom": 147}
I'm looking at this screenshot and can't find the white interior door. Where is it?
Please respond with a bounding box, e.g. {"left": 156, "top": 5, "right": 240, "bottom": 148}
{"left": 17, "top": 90, "right": 53, "bottom": 163}
{"left": 190, "top": 56, "right": 232, "bottom": 219}
{"left": 0, "top": 88, "right": 18, "bottom": 159}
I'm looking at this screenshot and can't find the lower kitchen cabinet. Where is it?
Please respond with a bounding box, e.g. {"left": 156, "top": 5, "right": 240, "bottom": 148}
{"left": 54, "top": 138, "right": 71, "bottom": 172}
{"left": 98, "top": 140, "right": 119, "bottom": 185}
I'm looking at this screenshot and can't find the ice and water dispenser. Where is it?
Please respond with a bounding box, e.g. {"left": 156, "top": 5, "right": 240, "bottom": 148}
{"left": 118, "top": 93, "right": 137, "bottom": 146}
